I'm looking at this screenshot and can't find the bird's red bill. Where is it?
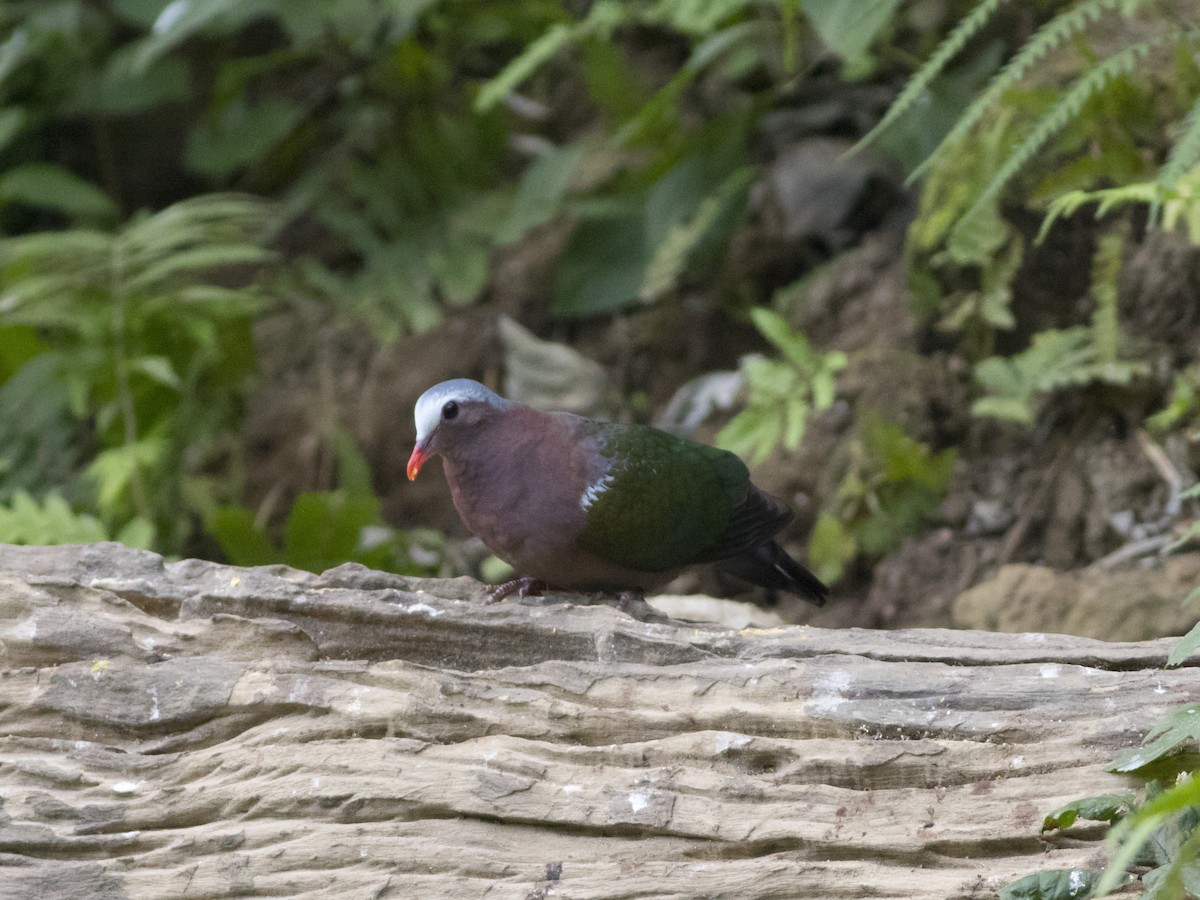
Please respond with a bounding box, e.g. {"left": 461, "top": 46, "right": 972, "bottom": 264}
{"left": 407, "top": 445, "right": 428, "bottom": 481}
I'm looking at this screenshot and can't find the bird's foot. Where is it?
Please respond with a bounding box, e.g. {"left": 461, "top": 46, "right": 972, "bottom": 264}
{"left": 614, "top": 589, "right": 644, "bottom": 613}
{"left": 486, "top": 577, "right": 549, "bottom": 604}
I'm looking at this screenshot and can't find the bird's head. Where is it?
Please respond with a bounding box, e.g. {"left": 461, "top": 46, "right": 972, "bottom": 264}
{"left": 407, "top": 379, "right": 513, "bottom": 480}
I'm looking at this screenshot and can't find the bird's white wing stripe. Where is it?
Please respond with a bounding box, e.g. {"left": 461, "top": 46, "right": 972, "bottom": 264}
{"left": 580, "top": 474, "right": 615, "bottom": 511}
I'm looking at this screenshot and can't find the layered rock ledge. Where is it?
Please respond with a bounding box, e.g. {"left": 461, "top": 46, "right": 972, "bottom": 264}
{"left": 0, "top": 543, "right": 1190, "bottom": 899}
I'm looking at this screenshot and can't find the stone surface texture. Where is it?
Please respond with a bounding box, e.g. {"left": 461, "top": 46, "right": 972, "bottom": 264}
{"left": 0, "top": 543, "right": 1192, "bottom": 899}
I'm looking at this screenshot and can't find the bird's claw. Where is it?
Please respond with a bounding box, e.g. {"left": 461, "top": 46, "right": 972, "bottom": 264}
{"left": 614, "top": 589, "right": 644, "bottom": 613}
{"left": 485, "top": 576, "right": 548, "bottom": 604}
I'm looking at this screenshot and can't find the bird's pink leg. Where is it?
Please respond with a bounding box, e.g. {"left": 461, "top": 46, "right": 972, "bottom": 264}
{"left": 615, "top": 589, "right": 644, "bottom": 612}
{"left": 486, "top": 576, "right": 549, "bottom": 604}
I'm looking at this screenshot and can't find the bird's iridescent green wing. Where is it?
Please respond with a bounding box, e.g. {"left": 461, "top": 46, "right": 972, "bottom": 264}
{"left": 576, "top": 423, "right": 750, "bottom": 572}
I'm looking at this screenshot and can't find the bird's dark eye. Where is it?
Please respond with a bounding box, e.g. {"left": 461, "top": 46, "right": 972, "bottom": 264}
{"left": 442, "top": 400, "right": 459, "bottom": 420}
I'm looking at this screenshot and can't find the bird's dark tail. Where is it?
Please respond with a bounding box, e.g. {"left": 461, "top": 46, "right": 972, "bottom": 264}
{"left": 716, "top": 541, "right": 829, "bottom": 606}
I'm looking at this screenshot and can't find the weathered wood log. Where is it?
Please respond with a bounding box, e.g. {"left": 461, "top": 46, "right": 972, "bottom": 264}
{"left": 0, "top": 543, "right": 1191, "bottom": 899}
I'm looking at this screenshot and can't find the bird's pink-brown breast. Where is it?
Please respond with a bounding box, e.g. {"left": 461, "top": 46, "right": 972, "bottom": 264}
{"left": 440, "top": 405, "right": 593, "bottom": 577}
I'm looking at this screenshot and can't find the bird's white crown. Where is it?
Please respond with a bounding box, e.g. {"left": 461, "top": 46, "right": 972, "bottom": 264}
{"left": 413, "top": 379, "right": 511, "bottom": 441}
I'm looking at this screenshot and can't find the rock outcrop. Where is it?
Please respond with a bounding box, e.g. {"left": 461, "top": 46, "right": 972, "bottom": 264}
{"left": 0, "top": 543, "right": 1192, "bottom": 899}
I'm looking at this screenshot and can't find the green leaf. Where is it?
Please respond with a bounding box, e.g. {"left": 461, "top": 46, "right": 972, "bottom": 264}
{"left": 0, "top": 491, "right": 108, "bottom": 545}
{"left": 648, "top": 0, "right": 755, "bottom": 35}
{"left": 0, "top": 107, "right": 28, "bottom": 155}
{"left": 0, "top": 28, "right": 31, "bottom": 88}
{"left": 206, "top": 505, "right": 280, "bottom": 568}
{"left": 803, "top": 0, "right": 902, "bottom": 78}
{"left": 499, "top": 143, "right": 587, "bottom": 244}
{"left": 750, "top": 308, "right": 811, "bottom": 367}
{"left": 640, "top": 167, "right": 753, "bottom": 301}
{"left": 0, "top": 164, "right": 119, "bottom": 223}
{"left": 80, "top": 44, "right": 189, "bottom": 114}
{"left": 1168, "top": 620, "right": 1200, "bottom": 667}
{"left": 717, "top": 405, "right": 780, "bottom": 467}
{"left": 475, "top": 22, "right": 576, "bottom": 113}
{"left": 283, "top": 491, "right": 382, "bottom": 574}
{"left": 333, "top": 431, "right": 373, "bottom": 498}
{"left": 781, "top": 397, "right": 809, "bottom": 451}
{"left": 135, "top": 0, "right": 246, "bottom": 69}
{"left": 970, "top": 395, "right": 1036, "bottom": 425}
{"left": 186, "top": 98, "right": 306, "bottom": 178}
{"left": 552, "top": 210, "right": 648, "bottom": 317}
{"left": 131, "top": 356, "right": 182, "bottom": 391}
{"left": 85, "top": 438, "right": 167, "bottom": 513}
{"left": 809, "top": 513, "right": 856, "bottom": 585}
{"left": 998, "top": 868, "right": 1104, "bottom": 900}
{"left": 1042, "top": 795, "right": 1134, "bottom": 832}
{"left": 1096, "top": 774, "right": 1200, "bottom": 896}
{"left": 1108, "top": 702, "right": 1200, "bottom": 773}
{"left": 115, "top": 517, "right": 156, "bottom": 550}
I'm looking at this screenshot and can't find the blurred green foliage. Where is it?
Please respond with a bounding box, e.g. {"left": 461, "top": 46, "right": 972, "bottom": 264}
{"left": 870, "top": 0, "right": 1200, "bottom": 425}
{"left": 0, "top": 0, "right": 921, "bottom": 566}
{"left": 0, "top": 0, "right": 1197, "bottom": 596}
{"left": 717, "top": 308, "right": 845, "bottom": 466}
{"left": 809, "top": 414, "right": 956, "bottom": 585}
{"left": 0, "top": 194, "right": 272, "bottom": 551}
{"left": 208, "top": 433, "right": 444, "bottom": 575}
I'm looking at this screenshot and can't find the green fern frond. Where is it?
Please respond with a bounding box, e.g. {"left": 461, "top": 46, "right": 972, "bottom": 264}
{"left": 850, "top": 0, "right": 1007, "bottom": 155}
{"left": 474, "top": 0, "right": 627, "bottom": 114}
{"left": 1160, "top": 94, "right": 1200, "bottom": 187}
{"left": 1090, "top": 231, "right": 1123, "bottom": 364}
{"left": 1037, "top": 183, "right": 1159, "bottom": 241}
{"left": 962, "top": 31, "right": 1191, "bottom": 227}
{"left": 907, "top": 0, "right": 1144, "bottom": 184}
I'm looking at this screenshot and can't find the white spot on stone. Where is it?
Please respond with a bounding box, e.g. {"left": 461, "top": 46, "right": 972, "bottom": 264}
{"left": 1039, "top": 664, "right": 1061, "bottom": 679}
{"left": 148, "top": 686, "right": 160, "bottom": 722}
{"left": 1155, "top": 680, "right": 1166, "bottom": 695}
{"left": 405, "top": 602, "right": 444, "bottom": 617}
{"left": 628, "top": 791, "right": 651, "bottom": 813}
{"left": 808, "top": 670, "right": 851, "bottom": 714}
{"left": 311, "top": 777, "right": 320, "bottom": 789}
{"left": 13, "top": 617, "right": 36, "bottom": 640}
{"left": 562, "top": 784, "right": 582, "bottom": 794}
{"left": 360, "top": 849, "right": 368, "bottom": 858}
{"left": 112, "top": 780, "right": 144, "bottom": 794}
{"left": 715, "top": 732, "right": 752, "bottom": 753}
{"left": 1010, "top": 756, "right": 1024, "bottom": 770}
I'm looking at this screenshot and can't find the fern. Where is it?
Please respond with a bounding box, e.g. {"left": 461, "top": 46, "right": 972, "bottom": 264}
{"left": 1090, "top": 231, "right": 1123, "bottom": 364}
{"left": 904, "top": 0, "right": 1144, "bottom": 183}
{"left": 475, "top": 1, "right": 628, "bottom": 113}
{"left": 717, "top": 310, "right": 846, "bottom": 465}
{"left": 639, "top": 167, "right": 753, "bottom": 300}
{"left": 961, "top": 31, "right": 1191, "bottom": 227}
{"left": 972, "top": 257, "right": 1151, "bottom": 426}
{"left": 1160, "top": 94, "right": 1200, "bottom": 187}
{"left": 0, "top": 193, "right": 275, "bottom": 551}
{"left": 851, "top": 0, "right": 1007, "bottom": 155}
{"left": 1039, "top": 166, "right": 1200, "bottom": 244}
{"left": 0, "top": 490, "right": 151, "bottom": 547}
